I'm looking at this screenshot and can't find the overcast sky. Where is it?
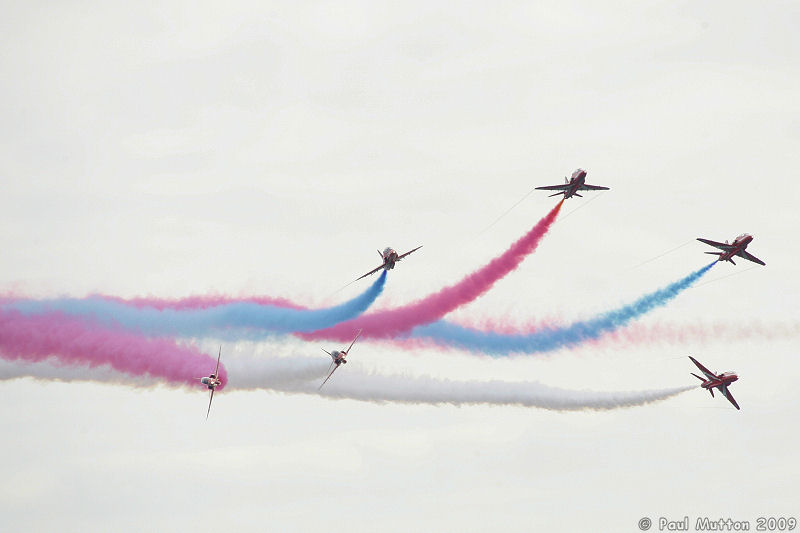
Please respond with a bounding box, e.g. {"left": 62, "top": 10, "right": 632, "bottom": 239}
{"left": 2, "top": 2, "right": 799, "bottom": 532}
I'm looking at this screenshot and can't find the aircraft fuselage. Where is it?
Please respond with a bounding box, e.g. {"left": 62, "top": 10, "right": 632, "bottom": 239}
{"left": 201, "top": 376, "right": 221, "bottom": 390}
{"left": 717, "top": 235, "right": 753, "bottom": 263}
{"left": 382, "top": 248, "right": 399, "bottom": 270}
{"left": 699, "top": 372, "right": 738, "bottom": 390}
{"left": 562, "top": 169, "right": 588, "bottom": 199}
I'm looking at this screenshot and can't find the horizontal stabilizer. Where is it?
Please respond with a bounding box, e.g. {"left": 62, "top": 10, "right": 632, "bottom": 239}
{"left": 691, "top": 372, "right": 706, "bottom": 382}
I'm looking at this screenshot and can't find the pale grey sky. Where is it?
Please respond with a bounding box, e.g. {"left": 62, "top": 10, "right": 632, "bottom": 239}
{"left": 1, "top": 2, "right": 799, "bottom": 531}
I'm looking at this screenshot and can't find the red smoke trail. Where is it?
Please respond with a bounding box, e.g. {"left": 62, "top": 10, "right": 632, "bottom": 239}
{"left": 300, "top": 200, "right": 564, "bottom": 342}
{"left": 601, "top": 320, "right": 800, "bottom": 347}
{"left": 90, "top": 294, "right": 307, "bottom": 311}
{"left": 1, "top": 291, "right": 307, "bottom": 311}
{"left": 0, "top": 308, "right": 226, "bottom": 388}
{"left": 396, "top": 318, "right": 800, "bottom": 352}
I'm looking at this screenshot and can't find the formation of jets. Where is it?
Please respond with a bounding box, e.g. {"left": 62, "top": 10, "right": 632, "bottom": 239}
{"left": 199, "top": 168, "right": 759, "bottom": 415}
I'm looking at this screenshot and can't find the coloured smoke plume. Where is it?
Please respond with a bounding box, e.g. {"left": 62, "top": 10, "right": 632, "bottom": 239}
{"left": 97, "top": 293, "right": 308, "bottom": 311}
{"left": 409, "top": 262, "right": 716, "bottom": 355}
{"left": 3, "top": 271, "right": 387, "bottom": 337}
{"left": 0, "top": 308, "right": 226, "bottom": 388}
{"left": 0, "top": 354, "right": 692, "bottom": 411}
{"left": 602, "top": 319, "right": 800, "bottom": 348}
{"left": 300, "top": 201, "right": 564, "bottom": 343}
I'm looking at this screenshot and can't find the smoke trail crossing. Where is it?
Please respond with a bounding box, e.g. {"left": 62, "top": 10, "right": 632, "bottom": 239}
{"left": 98, "top": 293, "right": 308, "bottom": 311}
{"left": 5, "top": 271, "right": 386, "bottom": 337}
{"left": 300, "top": 201, "right": 564, "bottom": 342}
{"left": 0, "top": 308, "right": 226, "bottom": 388}
{"left": 411, "top": 262, "right": 716, "bottom": 355}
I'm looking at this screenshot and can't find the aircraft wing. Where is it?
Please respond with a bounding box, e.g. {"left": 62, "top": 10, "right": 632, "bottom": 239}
{"left": 318, "top": 365, "right": 339, "bottom": 390}
{"left": 206, "top": 389, "right": 215, "bottom": 419}
{"left": 697, "top": 238, "right": 735, "bottom": 251}
{"left": 354, "top": 264, "right": 385, "bottom": 281}
{"left": 535, "top": 184, "right": 570, "bottom": 191}
{"left": 689, "top": 356, "right": 717, "bottom": 380}
{"left": 214, "top": 346, "right": 221, "bottom": 377}
{"left": 397, "top": 245, "right": 423, "bottom": 261}
{"left": 738, "top": 250, "right": 766, "bottom": 266}
{"left": 719, "top": 385, "right": 741, "bottom": 410}
{"left": 578, "top": 183, "right": 610, "bottom": 191}
{"left": 344, "top": 329, "right": 363, "bottom": 355}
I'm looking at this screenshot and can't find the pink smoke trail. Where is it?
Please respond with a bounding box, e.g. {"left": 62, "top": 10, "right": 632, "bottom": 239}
{"left": 1, "top": 290, "right": 307, "bottom": 311}
{"left": 390, "top": 317, "right": 800, "bottom": 353}
{"left": 299, "top": 200, "right": 564, "bottom": 342}
{"left": 601, "top": 319, "right": 800, "bottom": 347}
{"left": 95, "top": 293, "right": 307, "bottom": 311}
{"left": 0, "top": 308, "right": 226, "bottom": 388}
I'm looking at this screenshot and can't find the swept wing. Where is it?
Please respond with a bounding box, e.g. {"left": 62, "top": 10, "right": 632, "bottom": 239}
{"left": 689, "top": 356, "right": 717, "bottom": 380}
{"left": 719, "top": 384, "right": 741, "bottom": 410}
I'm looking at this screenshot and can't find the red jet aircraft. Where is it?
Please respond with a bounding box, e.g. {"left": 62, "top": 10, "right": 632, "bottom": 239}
{"left": 535, "top": 168, "right": 610, "bottom": 199}
{"left": 689, "top": 356, "right": 740, "bottom": 410}
{"left": 197, "top": 346, "right": 223, "bottom": 419}
{"left": 355, "top": 245, "right": 422, "bottom": 281}
{"left": 318, "top": 329, "right": 362, "bottom": 390}
{"left": 697, "top": 233, "right": 765, "bottom": 266}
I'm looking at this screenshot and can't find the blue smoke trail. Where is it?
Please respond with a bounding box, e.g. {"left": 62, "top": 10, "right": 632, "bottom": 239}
{"left": 6, "top": 271, "right": 387, "bottom": 337}
{"left": 412, "top": 263, "right": 715, "bottom": 355}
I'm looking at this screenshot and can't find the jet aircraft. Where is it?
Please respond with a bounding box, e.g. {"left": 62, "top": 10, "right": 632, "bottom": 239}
{"left": 198, "top": 346, "right": 222, "bottom": 419}
{"left": 535, "top": 168, "right": 609, "bottom": 199}
{"left": 355, "top": 245, "right": 422, "bottom": 281}
{"left": 697, "top": 233, "right": 765, "bottom": 266}
{"left": 689, "top": 356, "right": 740, "bottom": 410}
{"left": 319, "top": 329, "right": 362, "bottom": 390}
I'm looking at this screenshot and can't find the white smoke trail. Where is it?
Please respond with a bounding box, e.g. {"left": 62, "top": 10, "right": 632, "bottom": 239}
{"left": 0, "top": 356, "right": 693, "bottom": 411}
{"left": 0, "top": 357, "right": 154, "bottom": 388}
